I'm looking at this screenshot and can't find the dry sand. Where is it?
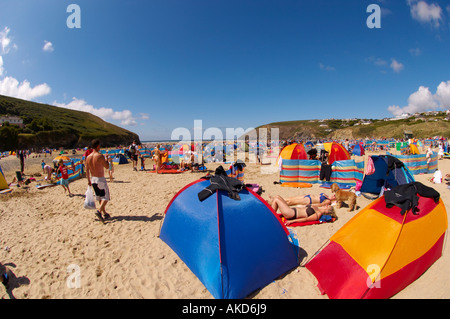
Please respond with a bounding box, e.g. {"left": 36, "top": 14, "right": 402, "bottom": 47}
{"left": 0, "top": 150, "right": 449, "bottom": 299}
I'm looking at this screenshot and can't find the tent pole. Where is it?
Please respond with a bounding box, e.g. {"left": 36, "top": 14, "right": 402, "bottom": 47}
{"left": 300, "top": 239, "right": 330, "bottom": 267}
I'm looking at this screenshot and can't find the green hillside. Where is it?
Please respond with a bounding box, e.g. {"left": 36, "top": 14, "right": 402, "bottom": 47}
{"left": 252, "top": 114, "right": 450, "bottom": 141}
{"left": 0, "top": 95, "right": 140, "bottom": 151}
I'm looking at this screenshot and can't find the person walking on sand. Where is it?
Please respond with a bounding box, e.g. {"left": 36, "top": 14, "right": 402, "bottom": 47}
{"left": 426, "top": 146, "right": 433, "bottom": 172}
{"left": 57, "top": 159, "right": 72, "bottom": 196}
{"left": 129, "top": 140, "right": 139, "bottom": 171}
{"left": 107, "top": 155, "right": 114, "bottom": 182}
{"left": 86, "top": 139, "right": 111, "bottom": 223}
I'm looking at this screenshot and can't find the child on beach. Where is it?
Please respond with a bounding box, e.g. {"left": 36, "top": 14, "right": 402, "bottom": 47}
{"left": 107, "top": 155, "right": 114, "bottom": 182}
{"left": 41, "top": 160, "right": 46, "bottom": 174}
{"left": 56, "top": 159, "right": 72, "bottom": 196}
{"left": 140, "top": 155, "right": 146, "bottom": 171}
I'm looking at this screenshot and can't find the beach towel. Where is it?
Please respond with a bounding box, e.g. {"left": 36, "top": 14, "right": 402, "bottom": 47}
{"left": 148, "top": 170, "right": 184, "bottom": 174}
{"left": 36, "top": 183, "right": 57, "bottom": 190}
{"left": 279, "top": 214, "right": 335, "bottom": 227}
{"left": 319, "top": 182, "right": 352, "bottom": 189}
{"left": 280, "top": 182, "right": 313, "bottom": 188}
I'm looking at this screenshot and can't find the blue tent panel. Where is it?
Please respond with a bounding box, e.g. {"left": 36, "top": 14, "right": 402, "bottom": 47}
{"left": 218, "top": 188, "right": 297, "bottom": 299}
{"left": 160, "top": 179, "right": 298, "bottom": 299}
{"left": 113, "top": 154, "right": 128, "bottom": 164}
{"left": 159, "top": 180, "right": 222, "bottom": 298}
{"left": 352, "top": 144, "right": 365, "bottom": 156}
{"left": 360, "top": 155, "right": 415, "bottom": 195}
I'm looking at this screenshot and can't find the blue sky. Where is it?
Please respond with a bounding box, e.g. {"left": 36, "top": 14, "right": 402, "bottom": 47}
{"left": 1, "top": 0, "right": 450, "bottom": 140}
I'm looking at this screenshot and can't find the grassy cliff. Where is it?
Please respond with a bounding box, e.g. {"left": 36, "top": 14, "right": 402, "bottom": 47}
{"left": 252, "top": 114, "right": 450, "bottom": 141}
{"left": 0, "top": 95, "right": 140, "bottom": 150}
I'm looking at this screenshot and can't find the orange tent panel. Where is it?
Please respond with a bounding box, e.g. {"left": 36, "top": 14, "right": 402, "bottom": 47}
{"left": 306, "top": 195, "right": 447, "bottom": 299}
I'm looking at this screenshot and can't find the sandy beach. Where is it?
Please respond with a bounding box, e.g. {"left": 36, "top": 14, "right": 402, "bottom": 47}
{"left": 1, "top": 149, "right": 450, "bottom": 299}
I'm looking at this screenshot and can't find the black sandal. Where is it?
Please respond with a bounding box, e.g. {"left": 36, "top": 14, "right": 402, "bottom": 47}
{"left": 95, "top": 210, "right": 105, "bottom": 223}
{"left": 103, "top": 212, "right": 111, "bottom": 220}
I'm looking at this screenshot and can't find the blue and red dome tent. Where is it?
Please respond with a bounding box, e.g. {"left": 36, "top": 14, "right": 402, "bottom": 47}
{"left": 159, "top": 179, "right": 299, "bottom": 299}
{"left": 352, "top": 143, "right": 365, "bottom": 156}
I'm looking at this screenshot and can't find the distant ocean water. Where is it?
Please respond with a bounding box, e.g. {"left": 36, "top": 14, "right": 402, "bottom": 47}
{"left": 141, "top": 139, "right": 240, "bottom": 144}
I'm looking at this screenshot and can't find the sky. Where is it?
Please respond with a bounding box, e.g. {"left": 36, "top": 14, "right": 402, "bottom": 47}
{"left": 0, "top": 0, "right": 450, "bottom": 141}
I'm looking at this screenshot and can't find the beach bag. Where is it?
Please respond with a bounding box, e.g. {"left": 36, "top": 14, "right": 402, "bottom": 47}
{"left": 84, "top": 186, "right": 96, "bottom": 210}
{"left": 365, "top": 156, "right": 375, "bottom": 176}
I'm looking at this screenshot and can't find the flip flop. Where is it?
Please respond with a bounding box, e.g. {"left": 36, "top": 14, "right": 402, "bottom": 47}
{"left": 103, "top": 212, "right": 111, "bottom": 220}
{"left": 95, "top": 210, "right": 105, "bottom": 224}
{"left": 1, "top": 273, "right": 8, "bottom": 288}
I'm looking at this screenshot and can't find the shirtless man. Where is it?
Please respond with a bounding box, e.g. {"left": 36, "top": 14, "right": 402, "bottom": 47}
{"left": 86, "top": 139, "right": 111, "bottom": 223}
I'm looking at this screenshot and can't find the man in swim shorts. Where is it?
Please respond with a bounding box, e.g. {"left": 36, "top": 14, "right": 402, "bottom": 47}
{"left": 86, "top": 139, "right": 111, "bottom": 223}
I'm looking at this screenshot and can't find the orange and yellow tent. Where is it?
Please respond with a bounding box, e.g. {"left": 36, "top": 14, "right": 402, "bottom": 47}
{"left": 306, "top": 194, "right": 447, "bottom": 299}
{"left": 278, "top": 143, "right": 307, "bottom": 161}
{"left": 324, "top": 142, "right": 350, "bottom": 165}
{"left": 410, "top": 143, "right": 420, "bottom": 155}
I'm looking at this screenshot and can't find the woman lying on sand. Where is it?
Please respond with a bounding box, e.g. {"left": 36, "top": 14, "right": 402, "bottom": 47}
{"left": 270, "top": 195, "right": 336, "bottom": 226}
{"left": 268, "top": 193, "right": 336, "bottom": 207}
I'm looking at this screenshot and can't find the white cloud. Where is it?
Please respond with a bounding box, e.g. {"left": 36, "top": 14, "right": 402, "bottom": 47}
{"left": 388, "top": 81, "right": 450, "bottom": 116}
{"left": 53, "top": 97, "right": 138, "bottom": 126}
{"left": 407, "top": 0, "right": 443, "bottom": 28}
{"left": 0, "top": 27, "right": 11, "bottom": 54}
{"left": 409, "top": 48, "right": 422, "bottom": 56}
{"left": 140, "top": 113, "right": 150, "bottom": 120}
{"left": 0, "top": 26, "right": 51, "bottom": 101}
{"left": 367, "top": 56, "right": 388, "bottom": 66}
{"left": 0, "top": 76, "right": 51, "bottom": 100}
{"left": 319, "top": 63, "right": 335, "bottom": 71}
{"left": 0, "top": 56, "right": 4, "bottom": 76}
{"left": 42, "top": 41, "right": 54, "bottom": 52}
{"left": 436, "top": 81, "right": 450, "bottom": 109}
{"left": 390, "top": 59, "right": 404, "bottom": 73}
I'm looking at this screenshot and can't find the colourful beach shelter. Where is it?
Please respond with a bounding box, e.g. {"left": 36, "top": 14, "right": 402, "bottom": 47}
{"left": 278, "top": 143, "right": 307, "bottom": 161}
{"left": 352, "top": 143, "right": 365, "bottom": 156}
{"left": 325, "top": 142, "right": 351, "bottom": 165}
{"left": 410, "top": 144, "right": 420, "bottom": 155}
{"left": 360, "top": 155, "right": 415, "bottom": 196}
{"left": 306, "top": 194, "right": 447, "bottom": 299}
{"left": 112, "top": 153, "right": 128, "bottom": 165}
{"left": 53, "top": 155, "right": 71, "bottom": 163}
{"left": 159, "top": 179, "right": 299, "bottom": 299}
{"left": 0, "top": 164, "right": 12, "bottom": 194}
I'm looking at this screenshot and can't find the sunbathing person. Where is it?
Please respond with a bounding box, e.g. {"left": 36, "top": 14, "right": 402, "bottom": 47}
{"left": 152, "top": 145, "right": 163, "bottom": 173}
{"left": 268, "top": 193, "right": 336, "bottom": 207}
{"left": 270, "top": 195, "right": 336, "bottom": 226}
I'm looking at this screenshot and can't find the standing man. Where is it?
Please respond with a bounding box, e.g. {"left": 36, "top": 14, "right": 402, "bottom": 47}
{"left": 86, "top": 139, "right": 111, "bottom": 223}
{"left": 19, "top": 150, "right": 25, "bottom": 174}
{"left": 129, "top": 140, "right": 139, "bottom": 171}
